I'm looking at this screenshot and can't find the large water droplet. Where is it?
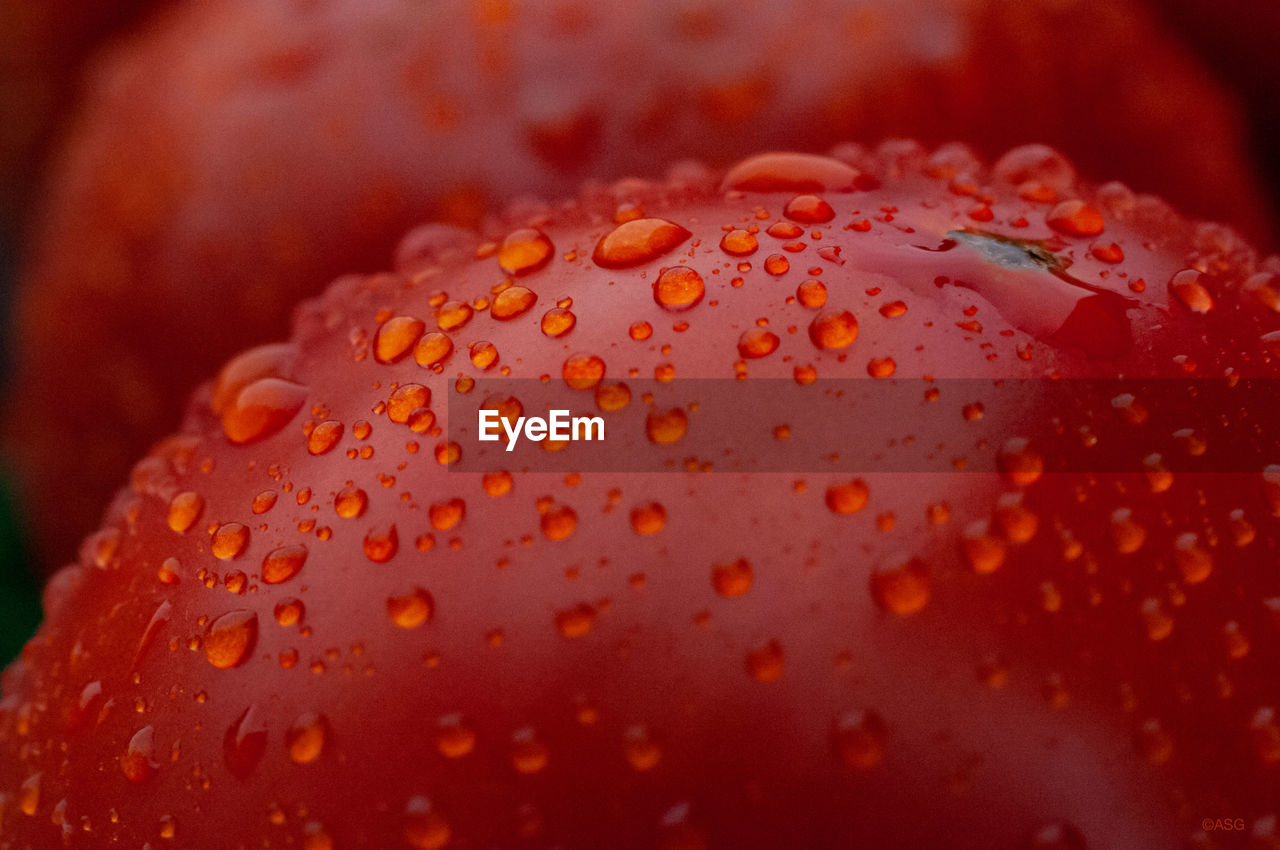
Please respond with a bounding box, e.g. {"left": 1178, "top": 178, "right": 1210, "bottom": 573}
{"left": 261, "top": 544, "right": 307, "bottom": 585}
{"left": 287, "top": 712, "right": 328, "bottom": 764}
{"left": 869, "top": 557, "right": 930, "bottom": 614}
{"left": 808, "top": 309, "right": 858, "bottom": 349}
{"left": 592, "top": 218, "right": 691, "bottom": 268}
{"left": 721, "top": 152, "right": 858, "bottom": 193}
{"left": 491, "top": 285, "right": 539, "bottom": 320}
{"left": 222, "top": 378, "right": 309, "bottom": 444}
{"left": 204, "top": 610, "right": 258, "bottom": 669}
{"left": 387, "top": 587, "right": 434, "bottom": 628}
{"left": 374, "top": 316, "right": 426, "bottom": 364}
{"left": 167, "top": 491, "right": 204, "bottom": 534}
{"left": 498, "top": 229, "right": 554, "bottom": 276}
{"left": 653, "top": 267, "right": 705, "bottom": 311}
{"left": 120, "top": 725, "right": 160, "bottom": 783}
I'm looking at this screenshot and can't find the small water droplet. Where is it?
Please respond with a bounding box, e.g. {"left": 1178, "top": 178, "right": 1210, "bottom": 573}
{"left": 645, "top": 408, "right": 688, "bottom": 444}
{"left": 630, "top": 502, "right": 666, "bottom": 534}
{"left": 414, "top": 332, "right": 454, "bottom": 368}
{"left": 1046, "top": 200, "right": 1104, "bottom": 236}
{"left": 1168, "top": 269, "right": 1214, "bottom": 314}
{"left": 593, "top": 218, "right": 692, "bottom": 268}
{"left": 541, "top": 307, "right": 576, "bottom": 337}
{"left": 825, "top": 479, "right": 869, "bottom": 514}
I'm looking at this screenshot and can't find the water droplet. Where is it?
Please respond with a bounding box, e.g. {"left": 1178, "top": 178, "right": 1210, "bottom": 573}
{"left": 1136, "top": 718, "right": 1173, "bottom": 765}
{"left": 1026, "top": 821, "right": 1088, "bottom": 849}
{"left": 204, "top": 610, "right": 258, "bottom": 669}
{"left": 869, "top": 556, "right": 930, "bottom": 614}
{"left": 721, "top": 152, "right": 858, "bottom": 193}
{"left": 1168, "top": 269, "right": 1214, "bottom": 314}
{"left": 224, "top": 704, "right": 268, "bottom": 779}
{"left": 307, "top": 420, "right": 343, "bottom": 455}
{"left": 737, "top": 328, "right": 779, "bottom": 359}
{"left": 167, "top": 491, "right": 204, "bottom": 534}
{"left": 1046, "top": 200, "right": 1104, "bottom": 236}
{"left": 1172, "top": 532, "right": 1212, "bottom": 584}
{"left": 867, "top": 357, "right": 896, "bottom": 378}
{"left": 511, "top": 727, "right": 550, "bottom": 773}
{"left": 622, "top": 725, "right": 662, "bottom": 771}
{"left": 335, "top": 486, "right": 368, "bottom": 518}
{"left": 541, "top": 504, "right": 578, "bottom": 540}
{"left": 274, "top": 598, "right": 304, "bottom": 626}
{"left": 1251, "top": 707, "right": 1280, "bottom": 765}
{"left": 211, "top": 343, "right": 299, "bottom": 415}
{"left": 401, "top": 795, "right": 452, "bottom": 849}
{"left": 1109, "top": 508, "right": 1146, "bottom": 554}
{"left": 563, "top": 353, "right": 606, "bottom": 389}
{"left": 629, "top": 321, "right": 653, "bottom": 341}
{"left": 998, "top": 437, "right": 1044, "bottom": 485}
{"left": 492, "top": 285, "right": 539, "bottom": 321}
{"left": 595, "top": 381, "right": 631, "bottom": 411}
{"left": 287, "top": 712, "right": 327, "bottom": 764}
{"left": 374, "top": 316, "right": 426, "bottom": 364}
{"left": 653, "top": 267, "right": 705, "bottom": 311}
{"left": 210, "top": 522, "right": 250, "bottom": 560}
{"left": 436, "top": 714, "right": 477, "bottom": 758}
{"left": 261, "top": 544, "right": 307, "bottom": 585}
{"left": 784, "top": 194, "right": 835, "bottom": 223}
{"left": 711, "top": 559, "right": 752, "bottom": 597}
{"left": 222, "top": 378, "right": 309, "bottom": 444}
{"left": 764, "top": 254, "right": 790, "bottom": 275}
{"left": 364, "top": 525, "right": 399, "bottom": 563}
{"left": 719, "top": 229, "right": 758, "bottom": 256}
{"left": 1141, "top": 597, "right": 1173, "bottom": 641}
{"left": 469, "top": 341, "right": 499, "bottom": 370}
{"left": 796, "top": 279, "right": 827, "bottom": 308}
{"left": 121, "top": 725, "right": 160, "bottom": 783}
{"left": 436, "top": 300, "right": 473, "bottom": 331}
{"left": 832, "top": 709, "right": 887, "bottom": 769}
{"left": 540, "top": 307, "right": 576, "bottom": 337}
{"left": 498, "top": 229, "right": 553, "bottom": 276}
{"left": 745, "top": 639, "right": 785, "bottom": 682}
{"left": 388, "top": 384, "right": 430, "bottom": 424}
{"left": 994, "top": 492, "right": 1039, "bottom": 543}
{"left": 482, "top": 471, "right": 513, "bottom": 497}
{"left": 414, "top": 332, "right": 454, "bottom": 368}
{"left": 808, "top": 309, "right": 858, "bottom": 349}
{"left": 825, "top": 479, "right": 869, "bottom": 514}
{"left": 630, "top": 502, "right": 666, "bottom": 534}
{"left": 645, "top": 408, "right": 688, "bottom": 444}
{"left": 303, "top": 821, "right": 334, "bottom": 850}
{"left": 961, "top": 520, "right": 1006, "bottom": 574}
{"left": 387, "top": 587, "right": 434, "bottom": 628}
{"left": 555, "top": 603, "right": 595, "bottom": 637}
{"left": 593, "top": 218, "right": 692, "bottom": 268}
{"left": 19, "top": 773, "right": 40, "bottom": 816}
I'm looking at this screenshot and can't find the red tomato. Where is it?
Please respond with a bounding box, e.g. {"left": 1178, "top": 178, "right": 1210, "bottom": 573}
{"left": 7, "top": 0, "right": 1276, "bottom": 571}
{"left": 2, "top": 144, "right": 1278, "bottom": 848}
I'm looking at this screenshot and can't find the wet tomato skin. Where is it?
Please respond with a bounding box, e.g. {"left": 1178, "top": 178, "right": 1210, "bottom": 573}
{"left": 8, "top": 0, "right": 1276, "bottom": 572}
{"left": 2, "top": 143, "right": 1280, "bottom": 847}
